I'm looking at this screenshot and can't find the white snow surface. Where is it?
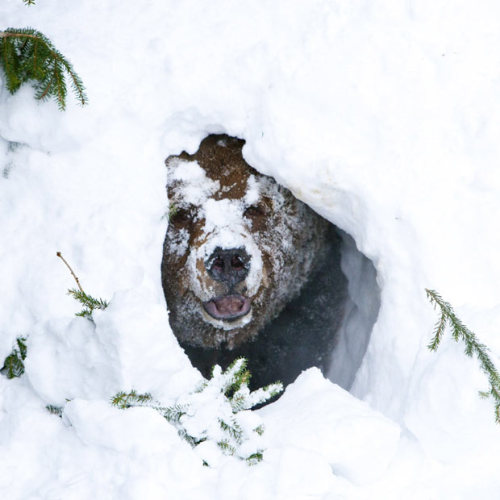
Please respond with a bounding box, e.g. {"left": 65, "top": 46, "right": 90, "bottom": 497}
{"left": 1, "top": 1, "right": 500, "bottom": 498}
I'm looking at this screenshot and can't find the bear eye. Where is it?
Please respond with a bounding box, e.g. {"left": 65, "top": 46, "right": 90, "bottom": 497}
{"left": 244, "top": 204, "right": 265, "bottom": 218}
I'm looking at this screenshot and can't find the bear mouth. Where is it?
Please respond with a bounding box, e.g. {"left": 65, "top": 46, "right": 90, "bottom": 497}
{"left": 203, "top": 294, "right": 251, "bottom": 321}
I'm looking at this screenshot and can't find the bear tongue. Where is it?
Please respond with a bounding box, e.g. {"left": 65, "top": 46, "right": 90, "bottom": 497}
{"left": 214, "top": 295, "right": 244, "bottom": 314}
{"left": 203, "top": 294, "right": 251, "bottom": 320}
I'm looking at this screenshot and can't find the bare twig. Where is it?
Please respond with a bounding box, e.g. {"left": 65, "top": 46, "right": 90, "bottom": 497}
{"left": 56, "top": 251, "right": 84, "bottom": 293}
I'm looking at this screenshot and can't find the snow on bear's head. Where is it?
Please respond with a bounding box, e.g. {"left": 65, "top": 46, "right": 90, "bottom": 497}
{"left": 162, "top": 134, "right": 327, "bottom": 350}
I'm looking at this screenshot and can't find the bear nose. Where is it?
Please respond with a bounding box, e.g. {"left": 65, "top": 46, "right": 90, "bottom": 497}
{"left": 207, "top": 247, "right": 250, "bottom": 287}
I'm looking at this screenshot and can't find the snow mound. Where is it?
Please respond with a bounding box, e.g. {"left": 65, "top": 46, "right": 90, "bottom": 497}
{"left": 261, "top": 368, "right": 401, "bottom": 485}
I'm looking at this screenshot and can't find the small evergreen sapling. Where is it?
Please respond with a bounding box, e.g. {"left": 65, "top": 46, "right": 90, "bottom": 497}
{"left": 112, "top": 358, "right": 283, "bottom": 466}
{"left": 426, "top": 288, "right": 500, "bottom": 423}
{"left": 0, "top": 27, "right": 87, "bottom": 110}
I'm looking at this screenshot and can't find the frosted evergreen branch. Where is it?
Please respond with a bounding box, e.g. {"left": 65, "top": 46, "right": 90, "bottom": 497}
{"left": 1, "top": 337, "right": 27, "bottom": 379}
{"left": 208, "top": 357, "right": 250, "bottom": 395}
{"left": 231, "top": 382, "right": 283, "bottom": 411}
{"left": 246, "top": 451, "right": 264, "bottom": 466}
{"left": 112, "top": 358, "right": 282, "bottom": 465}
{"left": 217, "top": 440, "right": 236, "bottom": 455}
{"left": 254, "top": 425, "right": 264, "bottom": 436}
{"left": 219, "top": 417, "right": 244, "bottom": 445}
{"left": 161, "top": 403, "right": 188, "bottom": 424}
{"left": 0, "top": 28, "right": 87, "bottom": 110}
{"left": 426, "top": 288, "right": 500, "bottom": 423}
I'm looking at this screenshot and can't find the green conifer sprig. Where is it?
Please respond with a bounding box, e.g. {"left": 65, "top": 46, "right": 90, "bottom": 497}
{"left": 217, "top": 358, "right": 282, "bottom": 412}
{"left": 162, "top": 403, "right": 188, "bottom": 425}
{"left": 217, "top": 439, "right": 236, "bottom": 455}
{"left": 46, "top": 404, "right": 63, "bottom": 417}
{"left": 1, "top": 337, "right": 27, "bottom": 378}
{"left": 68, "top": 288, "right": 109, "bottom": 318}
{"left": 22, "top": 0, "right": 36, "bottom": 5}
{"left": 112, "top": 358, "right": 282, "bottom": 465}
{"left": 246, "top": 451, "right": 264, "bottom": 465}
{"left": 168, "top": 203, "right": 178, "bottom": 221}
{"left": 0, "top": 28, "right": 87, "bottom": 110}
{"left": 218, "top": 417, "right": 243, "bottom": 445}
{"left": 111, "top": 390, "right": 154, "bottom": 409}
{"left": 426, "top": 288, "right": 500, "bottom": 422}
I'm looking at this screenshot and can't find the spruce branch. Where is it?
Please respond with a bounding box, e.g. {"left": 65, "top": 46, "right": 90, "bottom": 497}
{"left": 111, "top": 390, "right": 153, "bottom": 409}
{"left": 0, "top": 28, "right": 87, "bottom": 110}
{"left": 426, "top": 288, "right": 500, "bottom": 423}
{"left": 218, "top": 417, "right": 244, "bottom": 445}
{"left": 253, "top": 425, "right": 264, "bottom": 436}
{"left": 217, "top": 439, "right": 236, "bottom": 455}
{"left": 162, "top": 403, "right": 189, "bottom": 425}
{"left": 67, "top": 288, "right": 109, "bottom": 318}
{"left": 46, "top": 405, "right": 63, "bottom": 417}
{"left": 1, "top": 337, "right": 27, "bottom": 379}
{"left": 22, "top": 0, "right": 36, "bottom": 5}
{"left": 246, "top": 451, "right": 264, "bottom": 466}
{"left": 112, "top": 358, "right": 283, "bottom": 466}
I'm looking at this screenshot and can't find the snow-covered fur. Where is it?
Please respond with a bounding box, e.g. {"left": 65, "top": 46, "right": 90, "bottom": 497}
{"left": 162, "top": 135, "right": 347, "bottom": 387}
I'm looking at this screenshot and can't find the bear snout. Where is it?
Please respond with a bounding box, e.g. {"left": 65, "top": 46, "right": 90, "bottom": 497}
{"left": 206, "top": 247, "right": 250, "bottom": 289}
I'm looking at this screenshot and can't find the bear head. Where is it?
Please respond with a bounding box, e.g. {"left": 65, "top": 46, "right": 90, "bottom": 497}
{"left": 162, "top": 134, "right": 328, "bottom": 351}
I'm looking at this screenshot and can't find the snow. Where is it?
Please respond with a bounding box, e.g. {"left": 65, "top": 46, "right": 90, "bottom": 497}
{"left": 328, "top": 232, "right": 380, "bottom": 389}
{"left": 169, "top": 159, "right": 220, "bottom": 206}
{"left": 1, "top": 0, "right": 500, "bottom": 498}
{"left": 244, "top": 175, "right": 260, "bottom": 206}
{"left": 261, "top": 369, "right": 401, "bottom": 485}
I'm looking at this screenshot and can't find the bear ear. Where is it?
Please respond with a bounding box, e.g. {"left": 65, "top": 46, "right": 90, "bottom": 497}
{"left": 165, "top": 149, "right": 194, "bottom": 169}
{"left": 165, "top": 154, "right": 178, "bottom": 169}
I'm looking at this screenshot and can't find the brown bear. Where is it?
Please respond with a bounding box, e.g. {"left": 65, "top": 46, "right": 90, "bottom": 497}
{"left": 162, "top": 134, "right": 347, "bottom": 389}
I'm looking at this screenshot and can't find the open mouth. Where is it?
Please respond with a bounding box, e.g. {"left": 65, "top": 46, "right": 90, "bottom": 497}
{"left": 203, "top": 294, "right": 251, "bottom": 321}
